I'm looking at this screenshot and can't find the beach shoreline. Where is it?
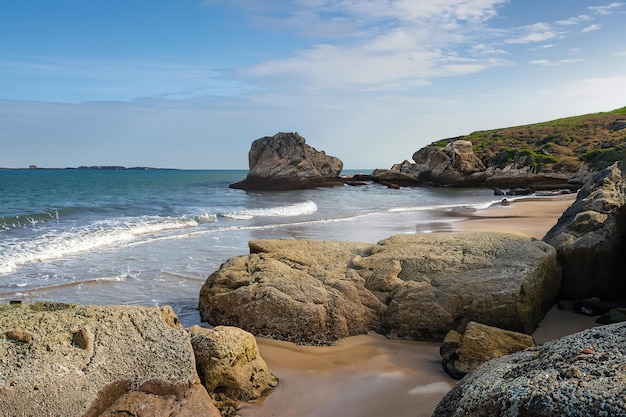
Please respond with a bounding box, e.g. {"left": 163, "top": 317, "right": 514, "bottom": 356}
{"left": 241, "top": 192, "right": 598, "bottom": 417}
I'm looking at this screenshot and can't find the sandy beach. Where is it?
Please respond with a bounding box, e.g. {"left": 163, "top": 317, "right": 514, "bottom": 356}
{"left": 239, "top": 193, "right": 600, "bottom": 417}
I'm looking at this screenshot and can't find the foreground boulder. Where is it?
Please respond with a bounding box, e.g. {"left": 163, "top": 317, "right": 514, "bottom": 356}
{"left": 230, "top": 132, "right": 344, "bottom": 190}
{"left": 199, "top": 233, "right": 560, "bottom": 344}
{"left": 543, "top": 161, "right": 626, "bottom": 300}
{"left": 440, "top": 321, "right": 535, "bottom": 379}
{"left": 189, "top": 325, "right": 278, "bottom": 414}
{"left": 433, "top": 322, "right": 626, "bottom": 416}
{"left": 0, "top": 302, "right": 219, "bottom": 417}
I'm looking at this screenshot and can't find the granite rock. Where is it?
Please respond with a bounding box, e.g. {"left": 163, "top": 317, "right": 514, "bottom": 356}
{"left": 230, "top": 132, "right": 344, "bottom": 190}
{"left": 199, "top": 233, "right": 560, "bottom": 344}
{"left": 433, "top": 322, "right": 626, "bottom": 417}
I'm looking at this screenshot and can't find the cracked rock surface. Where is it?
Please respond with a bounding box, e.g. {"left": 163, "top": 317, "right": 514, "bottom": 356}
{"left": 199, "top": 232, "right": 560, "bottom": 344}
{"left": 433, "top": 322, "right": 626, "bottom": 417}
{"left": 0, "top": 302, "right": 218, "bottom": 417}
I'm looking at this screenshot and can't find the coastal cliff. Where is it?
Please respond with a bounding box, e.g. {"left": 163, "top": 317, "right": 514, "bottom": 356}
{"left": 373, "top": 107, "right": 626, "bottom": 190}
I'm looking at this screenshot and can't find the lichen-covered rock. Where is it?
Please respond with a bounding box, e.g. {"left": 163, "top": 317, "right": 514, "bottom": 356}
{"left": 0, "top": 302, "right": 219, "bottom": 417}
{"left": 412, "top": 140, "right": 487, "bottom": 185}
{"left": 543, "top": 162, "right": 626, "bottom": 300}
{"left": 188, "top": 325, "right": 278, "bottom": 407}
{"left": 433, "top": 322, "right": 626, "bottom": 417}
{"left": 230, "top": 132, "right": 344, "bottom": 190}
{"left": 199, "top": 233, "right": 560, "bottom": 344}
{"left": 440, "top": 321, "right": 535, "bottom": 379}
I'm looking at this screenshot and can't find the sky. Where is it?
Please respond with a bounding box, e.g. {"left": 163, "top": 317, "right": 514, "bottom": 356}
{"left": 1, "top": 0, "right": 625, "bottom": 169}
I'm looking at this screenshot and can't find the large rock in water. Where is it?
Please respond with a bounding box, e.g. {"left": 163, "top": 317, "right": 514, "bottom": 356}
{"left": 229, "top": 132, "right": 344, "bottom": 190}
{"left": 543, "top": 161, "right": 626, "bottom": 300}
{"left": 432, "top": 322, "right": 626, "bottom": 417}
{"left": 0, "top": 302, "right": 220, "bottom": 417}
{"left": 198, "top": 233, "right": 560, "bottom": 344}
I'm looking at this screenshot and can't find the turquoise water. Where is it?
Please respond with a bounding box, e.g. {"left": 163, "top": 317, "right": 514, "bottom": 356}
{"left": 0, "top": 169, "right": 500, "bottom": 324}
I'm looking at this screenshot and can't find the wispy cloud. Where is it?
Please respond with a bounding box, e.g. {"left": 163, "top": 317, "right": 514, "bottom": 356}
{"left": 589, "top": 2, "right": 624, "bottom": 16}
{"left": 529, "top": 58, "right": 583, "bottom": 67}
{"left": 555, "top": 14, "right": 593, "bottom": 25}
{"left": 503, "top": 22, "right": 559, "bottom": 44}
{"left": 581, "top": 24, "right": 602, "bottom": 33}
{"left": 234, "top": 0, "right": 511, "bottom": 91}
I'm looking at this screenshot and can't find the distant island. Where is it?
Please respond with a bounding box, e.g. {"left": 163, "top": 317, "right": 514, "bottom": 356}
{"left": 9, "top": 165, "right": 170, "bottom": 170}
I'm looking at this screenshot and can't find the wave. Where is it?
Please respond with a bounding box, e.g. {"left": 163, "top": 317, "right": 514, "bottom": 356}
{"left": 387, "top": 199, "right": 508, "bottom": 213}
{"left": 0, "top": 274, "right": 129, "bottom": 297}
{"left": 222, "top": 201, "right": 318, "bottom": 220}
{"left": 0, "top": 209, "right": 59, "bottom": 231}
{"left": 0, "top": 213, "right": 217, "bottom": 275}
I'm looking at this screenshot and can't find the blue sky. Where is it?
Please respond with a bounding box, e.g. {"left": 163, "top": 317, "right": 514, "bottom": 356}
{"left": 1, "top": 0, "right": 625, "bottom": 169}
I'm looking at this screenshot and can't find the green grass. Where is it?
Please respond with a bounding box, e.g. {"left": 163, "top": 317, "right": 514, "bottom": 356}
{"left": 432, "top": 106, "right": 626, "bottom": 173}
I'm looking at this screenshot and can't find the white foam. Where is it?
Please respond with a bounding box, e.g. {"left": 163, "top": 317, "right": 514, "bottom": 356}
{"left": 388, "top": 199, "right": 504, "bottom": 213}
{"left": 0, "top": 214, "right": 213, "bottom": 275}
{"left": 222, "top": 201, "right": 318, "bottom": 220}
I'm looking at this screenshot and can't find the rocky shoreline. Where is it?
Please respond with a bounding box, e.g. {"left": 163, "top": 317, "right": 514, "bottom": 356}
{"left": 228, "top": 132, "right": 594, "bottom": 193}
{"left": 2, "top": 132, "right": 626, "bottom": 416}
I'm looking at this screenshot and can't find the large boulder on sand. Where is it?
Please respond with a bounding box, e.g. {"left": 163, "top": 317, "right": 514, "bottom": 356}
{"left": 199, "top": 240, "right": 384, "bottom": 345}
{"left": 0, "top": 302, "right": 219, "bottom": 417}
{"left": 432, "top": 322, "right": 626, "bottom": 417}
{"left": 188, "top": 325, "right": 278, "bottom": 412}
{"left": 229, "top": 132, "right": 344, "bottom": 190}
{"left": 543, "top": 162, "right": 626, "bottom": 300}
{"left": 198, "top": 233, "right": 560, "bottom": 344}
{"left": 440, "top": 321, "right": 535, "bottom": 380}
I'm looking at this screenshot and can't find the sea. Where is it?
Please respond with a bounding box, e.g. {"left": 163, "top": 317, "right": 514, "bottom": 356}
{"left": 0, "top": 168, "right": 503, "bottom": 326}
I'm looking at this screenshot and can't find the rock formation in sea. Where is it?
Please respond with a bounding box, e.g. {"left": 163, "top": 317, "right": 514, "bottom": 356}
{"left": 543, "top": 161, "right": 626, "bottom": 300}
{"left": 198, "top": 233, "right": 560, "bottom": 344}
{"left": 0, "top": 302, "right": 276, "bottom": 417}
{"left": 432, "top": 322, "right": 626, "bottom": 417}
{"left": 440, "top": 321, "right": 535, "bottom": 380}
{"left": 229, "top": 132, "right": 344, "bottom": 190}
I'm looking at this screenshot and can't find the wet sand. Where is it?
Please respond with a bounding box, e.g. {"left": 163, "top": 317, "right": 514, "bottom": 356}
{"left": 451, "top": 193, "right": 577, "bottom": 239}
{"left": 240, "top": 193, "right": 596, "bottom": 417}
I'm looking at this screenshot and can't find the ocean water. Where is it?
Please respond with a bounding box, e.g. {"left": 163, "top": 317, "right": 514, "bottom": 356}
{"left": 0, "top": 169, "right": 501, "bottom": 325}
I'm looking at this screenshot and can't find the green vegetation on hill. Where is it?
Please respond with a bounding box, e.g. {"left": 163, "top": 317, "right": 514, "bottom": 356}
{"left": 435, "top": 107, "right": 626, "bottom": 173}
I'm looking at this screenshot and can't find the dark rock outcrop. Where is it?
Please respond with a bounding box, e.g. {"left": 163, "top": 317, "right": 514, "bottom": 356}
{"left": 373, "top": 139, "right": 587, "bottom": 189}
{"left": 230, "top": 132, "right": 344, "bottom": 190}
{"left": 433, "top": 322, "right": 626, "bottom": 417}
{"left": 440, "top": 321, "right": 535, "bottom": 380}
{"left": 543, "top": 162, "right": 626, "bottom": 300}
{"left": 198, "top": 233, "right": 560, "bottom": 344}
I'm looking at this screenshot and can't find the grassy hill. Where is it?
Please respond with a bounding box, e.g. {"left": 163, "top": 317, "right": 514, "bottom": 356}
{"left": 432, "top": 107, "right": 626, "bottom": 173}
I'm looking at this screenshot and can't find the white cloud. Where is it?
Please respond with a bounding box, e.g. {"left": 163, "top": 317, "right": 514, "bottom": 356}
{"left": 589, "top": 2, "right": 624, "bottom": 16}
{"left": 581, "top": 24, "right": 602, "bottom": 33}
{"left": 615, "top": 51, "right": 626, "bottom": 56}
{"left": 529, "top": 58, "right": 583, "bottom": 67}
{"left": 504, "top": 22, "right": 559, "bottom": 44}
{"left": 470, "top": 43, "right": 507, "bottom": 55}
{"left": 555, "top": 14, "right": 593, "bottom": 25}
